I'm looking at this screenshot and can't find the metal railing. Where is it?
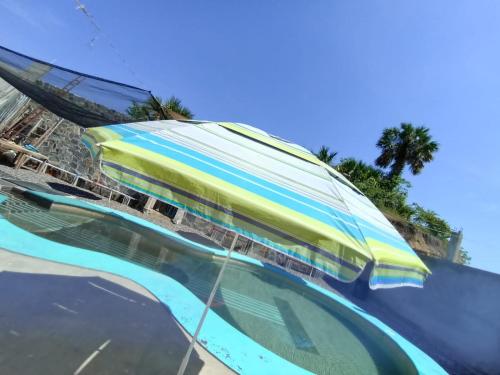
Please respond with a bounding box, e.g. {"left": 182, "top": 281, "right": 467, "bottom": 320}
{"left": 18, "top": 154, "right": 136, "bottom": 206}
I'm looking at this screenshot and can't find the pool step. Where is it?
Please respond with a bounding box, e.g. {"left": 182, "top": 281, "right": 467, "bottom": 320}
{"left": 274, "top": 297, "right": 318, "bottom": 353}
{"left": 185, "top": 276, "right": 286, "bottom": 326}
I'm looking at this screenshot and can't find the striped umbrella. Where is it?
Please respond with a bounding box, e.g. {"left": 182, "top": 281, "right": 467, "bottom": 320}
{"left": 82, "top": 120, "right": 430, "bottom": 289}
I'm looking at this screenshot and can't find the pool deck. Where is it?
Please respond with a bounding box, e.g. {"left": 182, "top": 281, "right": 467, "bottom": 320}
{"left": 0, "top": 248, "right": 233, "bottom": 375}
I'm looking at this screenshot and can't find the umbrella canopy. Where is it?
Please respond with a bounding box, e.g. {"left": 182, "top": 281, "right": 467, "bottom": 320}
{"left": 82, "top": 120, "right": 430, "bottom": 289}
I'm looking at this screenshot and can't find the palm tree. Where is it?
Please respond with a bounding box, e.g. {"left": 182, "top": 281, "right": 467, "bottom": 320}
{"left": 127, "top": 96, "right": 194, "bottom": 121}
{"left": 375, "top": 123, "right": 439, "bottom": 178}
{"left": 336, "top": 158, "right": 383, "bottom": 181}
{"left": 164, "top": 96, "right": 194, "bottom": 119}
{"left": 314, "top": 146, "right": 338, "bottom": 165}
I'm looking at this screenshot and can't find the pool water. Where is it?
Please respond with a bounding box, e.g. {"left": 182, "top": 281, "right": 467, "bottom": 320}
{"left": 0, "top": 191, "right": 416, "bottom": 374}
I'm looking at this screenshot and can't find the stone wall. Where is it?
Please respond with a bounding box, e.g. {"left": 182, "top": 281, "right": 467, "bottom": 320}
{"left": 387, "top": 217, "right": 448, "bottom": 258}
{"left": 0, "top": 82, "right": 133, "bottom": 195}
{"left": 37, "top": 121, "right": 96, "bottom": 177}
{"left": 35, "top": 119, "right": 129, "bottom": 194}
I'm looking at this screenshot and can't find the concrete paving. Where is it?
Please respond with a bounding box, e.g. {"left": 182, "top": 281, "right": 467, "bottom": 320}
{"left": 0, "top": 249, "right": 233, "bottom": 375}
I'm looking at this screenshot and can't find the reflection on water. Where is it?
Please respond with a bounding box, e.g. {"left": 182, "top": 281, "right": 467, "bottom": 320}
{"left": 0, "top": 191, "right": 416, "bottom": 374}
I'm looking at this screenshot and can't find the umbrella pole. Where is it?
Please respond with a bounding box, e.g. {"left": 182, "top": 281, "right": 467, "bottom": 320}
{"left": 176, "top": 234, "right": 239, "bottom": 375}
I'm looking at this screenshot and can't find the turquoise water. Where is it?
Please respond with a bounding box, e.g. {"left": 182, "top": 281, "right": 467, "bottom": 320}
{"left": 0, "top": 191, "right": 415, "bottom": 374}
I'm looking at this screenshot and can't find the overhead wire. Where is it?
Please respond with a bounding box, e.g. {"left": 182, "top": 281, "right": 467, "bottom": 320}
{"left": 74, "top": 0, "right": 146, "bottom": 88}
{"left": 73, "top": 0, "right": 168, "bottom": 118}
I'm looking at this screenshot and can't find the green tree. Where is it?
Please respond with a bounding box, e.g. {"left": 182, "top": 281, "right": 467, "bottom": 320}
{"left": 314, "top": 146, "right": 338, "bottom": 165}
{"left": 164, "top": 96, "right": 194, "bottom": 119}
{"left": 457, "top": 247, "right": 471, "bottom": 265}
{"left": 127, "top": 101, "right": 155, "bottom": 121}
{"left": 336, "top": 158, "right": 414, "bottom": 219}
{"left": 336, "top": 158, "right": 383, "bottom": 183}
{"left": 411, "top": 204, "right": 452, "bottom": 239}
{"left": 375, "top": 123, "right": 439, "bottom": 178}
{"left": 127, "top": 96, "right": 194, "bottom": 121}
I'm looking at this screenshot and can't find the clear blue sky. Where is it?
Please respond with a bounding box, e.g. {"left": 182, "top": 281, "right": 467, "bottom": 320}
{"left": 1, "top": 0, "right": 499, "bottom": 274}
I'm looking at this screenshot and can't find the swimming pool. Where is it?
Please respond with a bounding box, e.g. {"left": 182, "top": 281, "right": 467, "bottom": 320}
{"left": 0, "top": 188, "right": 446, "bottom": 374}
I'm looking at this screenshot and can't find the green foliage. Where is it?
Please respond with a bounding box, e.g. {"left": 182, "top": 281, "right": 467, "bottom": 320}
{"left": 375, "top": 123, "right": 439, "bottom": 178}
{"left": 127, "top": 101, "right": 156, "bottom": 121}
{"left": 314, "top": 146, "right": 338, "bottom": 165}
{"left": 126, "top": 96, "right": 194, "bottom": 121}
{"left": 127, "top": 96, "right": 165, "bottom": 121}
{"left": 336, "top": 158, "right": 414, "bottom": 219}
{"left": 457, "top": 247, "right": 471, "bottom": 265}
{"left": 336, "top": 158, "right": 455, "bottom": 239}
{"left": 164, "top": 96, "right": 194, "bottom": 119}
{"left": 410, "top": 204, "right": 452, "bottom": 239}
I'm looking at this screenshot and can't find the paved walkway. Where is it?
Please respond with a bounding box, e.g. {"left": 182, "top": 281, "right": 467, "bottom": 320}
{"left": 0, "top": 249, "right": 232, "bottom": 375}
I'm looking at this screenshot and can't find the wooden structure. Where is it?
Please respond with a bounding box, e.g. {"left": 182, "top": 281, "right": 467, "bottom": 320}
{"left": 0, "top": 139, "right": 48, "bottom": 172}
